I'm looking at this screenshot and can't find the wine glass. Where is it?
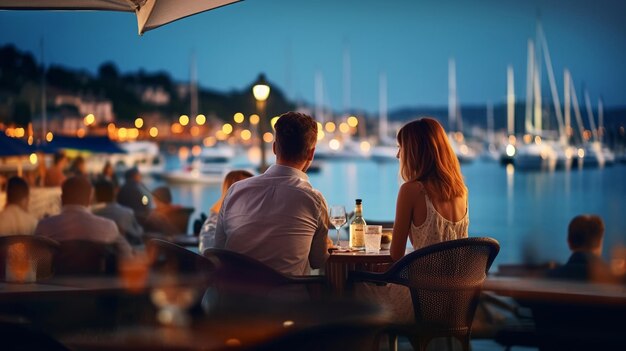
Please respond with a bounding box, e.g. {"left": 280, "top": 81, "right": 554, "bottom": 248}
{"left": 329, "top": 205, "right": 347, "bottom": 247}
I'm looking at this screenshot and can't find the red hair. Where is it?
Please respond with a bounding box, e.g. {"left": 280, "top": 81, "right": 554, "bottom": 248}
{"left": 397, "top": 118, "right": 467, "bottom": 200}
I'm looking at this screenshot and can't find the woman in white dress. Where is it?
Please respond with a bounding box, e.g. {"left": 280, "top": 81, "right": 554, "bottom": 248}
{"left": 356, "top": 117, "right": 469, "bottom": 327}
{"left": 390, "top": 117, "right": 469, "bottom": 261}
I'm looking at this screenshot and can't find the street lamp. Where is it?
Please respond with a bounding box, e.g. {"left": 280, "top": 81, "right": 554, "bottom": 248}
{"left": 252, "top": 74, "right": 270, "bottom": 172}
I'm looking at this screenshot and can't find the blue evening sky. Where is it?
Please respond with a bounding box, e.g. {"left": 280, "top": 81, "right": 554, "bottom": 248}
{"left": 1, "top": 0, "right": 625, "bottom": 113}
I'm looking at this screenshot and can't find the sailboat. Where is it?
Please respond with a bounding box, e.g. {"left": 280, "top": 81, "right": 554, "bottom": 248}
{"left": 447, "top": 58, "right": 476, "bottom": 164}
{"left": 513, "top": 30, "right": 558, "bottom": 171}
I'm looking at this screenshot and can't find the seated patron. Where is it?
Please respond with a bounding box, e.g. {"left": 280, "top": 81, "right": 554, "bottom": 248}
{"left": 198, "top": 170, "right": 253, "bottom": 251}
{"left": 117, "top": 167, "right": 152, "bottom": 224}
{"left": 44, "top": 152, "right": 67, "bottom": 187}
{"left": 92, "top": 180, "right": 144, "bottom": 246}
{"left": 215, "top": 111, "right": 330, "bottom": 276}
{"left": 34, "top": 176, "right": 132, "bottom": 257}
{"left": 144, "top": 186, "right": 182, "bottom": 236}
{"left": 0, "top": 176, "right": 38, "bottom": 236}
{"left": 547, "top": 214, "right": 616, "bottom": 283}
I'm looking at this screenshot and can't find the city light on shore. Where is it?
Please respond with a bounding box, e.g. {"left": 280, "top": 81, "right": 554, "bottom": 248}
{"left": 263, "top": 132, "right": 274, "bottom": 143}
{"left": 179, "top": 115, "right": 189, "bottom": 126}
{"left": 196, "top": 114, "right": 206, "bottom": 125}
{"left": 234, "top": 112, "right": 244, "bottom": 124}
{"left": 84, "top": 114, "right": 95, "bottom": 126}
{"left": 347, "top": 116, "right": 359, "bottom": 127}
{"left": 240, "top": 129, "right": 251, "bottom": 141}
{"left": 249, "top": 114, "right": 260, "bottom": 125}
{"left": 46, "top": 132, "right": 54, "bottom": 142}
{"left": 149, "top": 127, "right": 158, "bottom": 138}
{"left": 134, "top": 117, "right": 144, "bottom": 128}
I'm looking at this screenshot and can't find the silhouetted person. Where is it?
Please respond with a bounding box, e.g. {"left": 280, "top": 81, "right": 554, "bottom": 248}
{"left": 547, "top": 214, "right": 616, "bottom": 283}
{"left": 0, "top": 176, "right": 38, "bottom": 236}
{"left": 117, "top": 167, "right": 152, "bottom": 224}
{"left": 143, "top": 186, "right": 181, "bottom": 236}
{"left": 69, "top": 156, "right": 88, "bottom": 177}
{"left": 35, "top": 176, "right": 132, "bottom": 257}
{"left": 44, "top": 152, "right": 67, "bottom": 187}
{"left": 93, "top": 180, "right": 144, "bottom": 246}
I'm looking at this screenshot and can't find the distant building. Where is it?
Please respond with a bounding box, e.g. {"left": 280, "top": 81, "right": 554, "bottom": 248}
{"left": 54, "top": 95, "right": 115, "bottom": 124}
{"left": 141, "top": 86, "right": 170, "bottom": 106}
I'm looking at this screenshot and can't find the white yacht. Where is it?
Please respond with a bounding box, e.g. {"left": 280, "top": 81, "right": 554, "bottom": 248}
{"left": 110, "top": 141, "right": 164, "bottom": 175}
{"left": 161, "top": 145, "right": 235, "bottom": 184}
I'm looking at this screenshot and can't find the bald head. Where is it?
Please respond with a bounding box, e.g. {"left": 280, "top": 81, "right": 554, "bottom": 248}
{"left": 61, "top": 176, "right": 93, "bottom": 207}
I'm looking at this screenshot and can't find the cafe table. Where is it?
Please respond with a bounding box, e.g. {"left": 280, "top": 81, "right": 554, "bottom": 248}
{"left": 326, "top": 247, "right": 394, "bottom": 296}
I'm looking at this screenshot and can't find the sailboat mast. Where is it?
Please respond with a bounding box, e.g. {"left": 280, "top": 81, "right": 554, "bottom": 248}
{"left": 379, "top": 71, "right": 388, "bottom": 142}
{"left": 507, "top": 65, "right": 515, "bottom": 136}
{"left": 314, "top": 70, "right": 324, "bottom": 123}
{"left": 525, "top": 39, "right": 535, "bottom": 134}
{"left": 564, "top": 69, "right": 571, "bottom": 144}
{"left": 40, "top": 37, "right": 47, "bottom": 142}
{"left": 538, "top": 23, "right": 565, "bottom": 143}
{"left": 568, "top": 72, "right": 586, "bottom": 144}
{"left": 190, "top": 53, "right": 198, "bottom": 120}
{"left": 533, "top": 64, "right": 542, "bottom": 133}
{"left": 598, "top": 98, "right": 604, "bottom": 144}
{"left": 584, "top": 91, "right": 598, "bottom": 142}
{"left": 342, "top": 44, "right": 351, "bottom": 116}
{"left": 448, "top": 58, "right": 457, "bottom": 132}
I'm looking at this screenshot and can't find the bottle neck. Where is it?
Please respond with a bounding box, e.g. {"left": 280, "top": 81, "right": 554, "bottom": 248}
{"left": 354, "top": 204, "right": 363, "bottom": 217}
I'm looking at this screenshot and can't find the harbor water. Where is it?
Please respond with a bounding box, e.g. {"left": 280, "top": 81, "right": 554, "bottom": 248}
{"left": 148, "top": 155, "right": 626, "bottom": 267}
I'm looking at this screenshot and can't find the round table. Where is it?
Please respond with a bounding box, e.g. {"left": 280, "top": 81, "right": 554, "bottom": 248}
{"left": 326, "top": 249, "right": 394, "bottom": 296}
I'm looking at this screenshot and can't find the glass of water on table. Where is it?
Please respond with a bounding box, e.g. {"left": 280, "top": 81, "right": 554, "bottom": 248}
{"left": 329, "top": 205, "right": 347, "bottom": 247}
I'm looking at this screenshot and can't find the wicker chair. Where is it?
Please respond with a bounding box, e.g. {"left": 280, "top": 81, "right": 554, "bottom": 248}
{"left": 349, "top": 237, "right": 500, "bottom": 351}
{"left": 54, "top": 240, "right": 118, "bottom": 276}
{"left": 0, "top": 235, "right": 59, "bottom": 281}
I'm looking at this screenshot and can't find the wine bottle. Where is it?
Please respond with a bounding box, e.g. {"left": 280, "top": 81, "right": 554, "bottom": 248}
{"left": 349, "top": 199, "right": 366, "bottom": 249}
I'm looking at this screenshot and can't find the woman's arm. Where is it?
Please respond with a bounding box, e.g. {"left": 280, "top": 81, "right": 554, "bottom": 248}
{"left": 390, "top": 182, "right": 414, "bottom": 261}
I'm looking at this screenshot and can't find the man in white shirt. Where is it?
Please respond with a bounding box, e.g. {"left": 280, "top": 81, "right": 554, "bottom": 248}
{"left": 0, "top": 176, "right": 38, "bottom": 236}
{"left": 35, "top": 176, "right": 132, "bottom": 257}
{"left": 215, "top": 111, "right": 330, "bottom": 276}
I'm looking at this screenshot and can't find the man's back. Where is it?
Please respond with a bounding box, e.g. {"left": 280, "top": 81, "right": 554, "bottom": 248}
{"left": 0, "top": 204, "right": 38, "bottom": 236}
{"left": 93, "top": 203, "right": 143, "bottom": 245}
{"left": 35, "top": 205, "right": 132, "bottom": 257}
{"left": 215, "top": 165, "right": 329, "bottom": 276}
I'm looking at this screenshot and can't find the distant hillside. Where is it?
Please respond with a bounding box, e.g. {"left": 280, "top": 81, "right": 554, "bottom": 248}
{"left": 0, "top": 44, "right": 294, "bottom": 126}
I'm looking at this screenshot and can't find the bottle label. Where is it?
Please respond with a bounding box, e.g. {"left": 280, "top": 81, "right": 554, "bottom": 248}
{"left": 349, "top": 224, "right": 365, "bottom": 248}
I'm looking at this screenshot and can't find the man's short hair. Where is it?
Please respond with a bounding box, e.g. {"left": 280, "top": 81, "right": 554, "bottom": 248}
{"left": 124, "top": 167, "right": 140, "bottom": 181}
{"left": 61, "top": 176, "right": 93, "bottom": 206}
{"left": 6, "top": 176, "right": 29, "bottom": 204}
{"left": 94, "top": 180, "right": 115, "bottom": 203}
{"left": 568, "top": 215, "right": 605, "bottom": 251}
{"left": 274, "top": 111, "right": 318, "bottom": 163}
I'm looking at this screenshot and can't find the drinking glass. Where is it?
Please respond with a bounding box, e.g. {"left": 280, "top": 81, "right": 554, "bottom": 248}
{"left": 364, "top": 225, "right": 382, "bottom": 254}
{"left": 329, "top": 205, "right": 347, "bottom": 247}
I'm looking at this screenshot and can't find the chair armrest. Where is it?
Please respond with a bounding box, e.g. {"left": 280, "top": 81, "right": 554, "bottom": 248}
{"left": 348, "top": 270, "right": 389, "bottom": 286}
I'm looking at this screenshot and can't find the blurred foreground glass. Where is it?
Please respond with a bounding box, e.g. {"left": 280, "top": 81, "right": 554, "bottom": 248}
{"left": 6, "top": 243, "right": 36, "bottom": 283}
{"left": 364, "top": 225, "right": 382, "bottom": 254}
{"left": 329, "top": 205, "right": 347, "bottom": 247}
{"left": 119, "top": 253, "right": 150, "bottom": 293}
{"left": 151, "top": 277, "right": 199, "bottom": 327}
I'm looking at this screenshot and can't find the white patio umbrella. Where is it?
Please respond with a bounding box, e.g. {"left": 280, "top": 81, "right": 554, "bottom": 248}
{"left": 0, "top": 0, "right": 241, "bottom": 35}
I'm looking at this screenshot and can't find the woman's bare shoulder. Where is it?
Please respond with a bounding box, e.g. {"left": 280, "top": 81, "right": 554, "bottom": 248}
{"left": 400, "top": 180, "right": 424, "bottom": 194}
